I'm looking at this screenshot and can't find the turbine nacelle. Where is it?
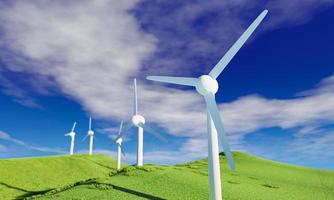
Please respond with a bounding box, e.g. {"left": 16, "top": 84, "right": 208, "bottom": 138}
{"left": 88, "top": 130, "right": 94, "bottom": 136}
{"left": 196, "top": 75, "right": 219, "bottom": 95}
{"left": 132, "top": 114, "right": 145, "bottom": 127}
{"left": 65, "top": 132, "right": 75, "bottom": 138}
{"left": 115, "top": 137, "right": 123, "bottom": 145}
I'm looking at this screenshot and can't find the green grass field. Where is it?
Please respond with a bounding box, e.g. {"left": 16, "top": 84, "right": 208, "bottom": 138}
{"left": 1, "top": 152, "right": 333, "bottom": 200}
{"left": 0, "top": 154, "right": 117, "bottom": 199}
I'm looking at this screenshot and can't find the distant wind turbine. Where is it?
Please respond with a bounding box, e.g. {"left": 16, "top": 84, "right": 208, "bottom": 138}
{"left": 147, "top": 10, "right": 268, "bottom": 200}
{"left": 123, "top": 78, "right": 166, "bottom": 166}
{"left": 113, "top": 120, "right": 125, "bottom": 171}
{"left": 65, "top": 122, "right": 76, "bottom": 155}
{"left": 83, "top": 117, "right": 95, "bottom": 155}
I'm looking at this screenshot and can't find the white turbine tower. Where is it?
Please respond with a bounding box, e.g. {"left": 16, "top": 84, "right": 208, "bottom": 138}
{"left": 113, "top": 120, "right": 125, "bottom": 171}
{"left": 88, "top": 117, "right": 94, "bottom": 155}
{"left": 83, "top": 117, "right": 95, "bottom": 155}
{"left": 123, "top": 78, "right": 166, "bottom": 167}
{"left": 147, "top": 10, "right": 268, "bottom": 200}
{"left": 65, "top": 122, "right": 76, "bottom": 156}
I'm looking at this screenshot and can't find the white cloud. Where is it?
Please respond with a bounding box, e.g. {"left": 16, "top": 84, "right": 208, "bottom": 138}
{"left": 266, "top": 0, "right": 334, "bottom": 27}
{"left": 221, "top": 78, "right": 334, "bottom": 134}
{"left": 81, "top": 148, "right": 204, "bottom": 165}
{"left": 0, "top": 130, "right": 26, "bottom": 145}
{"left": 0, "top": 130, "right": 65, "bottom": 154}
{"left": 290, "top": 131, "right": 334, "bottom": 158}
{"left": 98, "top": 126, "right": 133, "bottom": 142}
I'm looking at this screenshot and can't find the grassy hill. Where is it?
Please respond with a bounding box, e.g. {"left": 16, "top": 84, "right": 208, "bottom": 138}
{"left": 0, "top": 154, "right": 117, "bottom": 199}
{"left": 1, "top": 152, "right": 333, "bottom": 200}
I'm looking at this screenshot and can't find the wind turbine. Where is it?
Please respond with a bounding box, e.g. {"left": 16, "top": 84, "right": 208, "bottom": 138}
{"left": 147, "top": 10, "right": 268, "bottom": 200}
{"left": 113, "top": 120, "right": 125, "bottom": 171}
{"left": 123, "top": 78, "right": 166, "bottom": 167}
{"left": 83, "top": 117, "right": 95, "bottom": 155}
{"left": 65, "top": 122, "right": 76, "bottom": 155}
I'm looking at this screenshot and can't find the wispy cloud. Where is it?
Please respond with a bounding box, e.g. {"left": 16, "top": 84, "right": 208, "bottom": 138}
{"left": 79, "top": 148, "right": 202, "bottom": 165}
{"left": 290, "top": 131, "right": 334, "bottom": 158}
{"left": 0, "top": 144, "right": 6, "bottom": 152}
{"left": 0, "top": 130, "right": 65, "bottom": 154}
{"left": 0, "top": 130, "right": 26, "bottom": 145}
{"left": 136, "top": 0, "right": 334, "bottom": 76}
{"left": 0, "top": 72, "right": 40, "bottom": 107}
{"left": 98, "top": 126, "right": 133, "bottom": 142}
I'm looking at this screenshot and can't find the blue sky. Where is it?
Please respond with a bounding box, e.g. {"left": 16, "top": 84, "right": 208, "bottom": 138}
{"left": 0, "top": 0, "right": 333, "bottom": 170}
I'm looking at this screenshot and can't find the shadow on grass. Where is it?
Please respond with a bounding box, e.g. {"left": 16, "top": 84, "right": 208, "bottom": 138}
{"left": 80, "top": 157, "right": 115, "bottom": 170}
{"left": 262, "top": 184, "right": 280, "bottom": 189}
{"left": 83, "top": 181, "right": 166, "bottom": 200}
{"left": 0, "top": 182, "right": 53, "bottom": 200}
{"left": 111, "top": 184, "right": 166, "bottom": 200}
{"left": 227, "top": 180, "right": 240, "bottom": 184}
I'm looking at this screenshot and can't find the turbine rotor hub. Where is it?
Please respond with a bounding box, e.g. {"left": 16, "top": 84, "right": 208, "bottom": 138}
{"left": 88, "top": 130, "right": 94, "bottom": 136}
{"left": 116, "top": 137, "right": 123, "bottom": 144}
{"left": 132, "top": 115, "right": 145, "bottom": 127}
{"left": 70, "top": 132, "right": 75, "bottom": 137}
{"left": 196, "top": 75, "right": 219, "bottom": 95}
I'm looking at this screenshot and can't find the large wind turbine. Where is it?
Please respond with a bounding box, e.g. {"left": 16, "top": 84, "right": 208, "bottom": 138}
{"left": 83, "top": 117, "right": 95, "bottom": 155}
{"left": 65, "top": 122, "right": 76, "bottom": 155}
{"left": 113, "top": 120, "right": 125, "bottom": 171}
{"left": 147, "top": 10, "right": 268, "bottom": 200}
{"left": 123, "top": 78, "right": 166, "bottom": 166}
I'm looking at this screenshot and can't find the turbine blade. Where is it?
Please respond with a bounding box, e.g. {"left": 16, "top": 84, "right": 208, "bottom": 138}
{"left": 146, "top": 76, "right": 197, "bottom": 87}
{"left": 139, "top": 123, "right": 167, "bottom": 142}
{"left": 133, "top": 79, "right": 138, "bottom": 115}
{"left": 209, "top": 10, "right": 268, "bottom": 79}
{"left": 118, "top": 120, "right": 124, "bottom": 136}
{"left": 122, "top": 122, "right": 134, "bottom": 133}
{"left": 111, "top": 121, "right": 125, "bottom": 144}
{"left": 71, "top": 122, "right": 77, "bottom": 132}
{"left": 89, "top": 117, "right": 92, "bottom": 131}
{"left": 64, "top": 133, "right": 71, "bottom": 136}
{"left": 81, "top": 134, "right": 89, "bottom": 142}
{"left": 204, "top": 93, "right": 235, "bottom": 170}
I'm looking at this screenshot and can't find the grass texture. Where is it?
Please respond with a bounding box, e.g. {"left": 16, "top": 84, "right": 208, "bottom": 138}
{"left": 0, "top": 152, "right": 333, "bottom": 199}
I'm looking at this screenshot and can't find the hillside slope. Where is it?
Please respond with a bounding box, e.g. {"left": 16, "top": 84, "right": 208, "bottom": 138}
{"left": 0, "top": 154, "right": 117, "bottom": 199}
{"left": 34, "top": 152, "right": 334, "bottom": 200}
{"left": 1, "top": 152, "right": 333, "bottom": 200}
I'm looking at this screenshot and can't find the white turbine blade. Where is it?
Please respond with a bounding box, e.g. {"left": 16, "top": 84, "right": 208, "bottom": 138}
{"left": 64, "top": 133, "right": 71, "bottom": 136}
{"left": 89, "top": 117, "right": 92, "bottom": 131}
{"left": 209, "top": 10, "right": 268, "bottom": 79}
{"left": 146, "top": 76, "right": 197, "bottom": 87}
{"left": 118, "top": 120, "right": 124, "bottom": 136}
{"left": 71, "top": 122, "right": 77, "bottom": 132}
{"left": 81, "top": 134, "right": 89, "bottom": 142}
{"left": 122, "top": 122, "right": 134, "bottom": 133}
{"left": 139, "top": 123, "right": 167, "bottom": 142}
{"left": 204, "top": 93, "right": 235, "bottom": 170}
{"left": 133, "top": 79, "right": 138, "bottom": 115}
